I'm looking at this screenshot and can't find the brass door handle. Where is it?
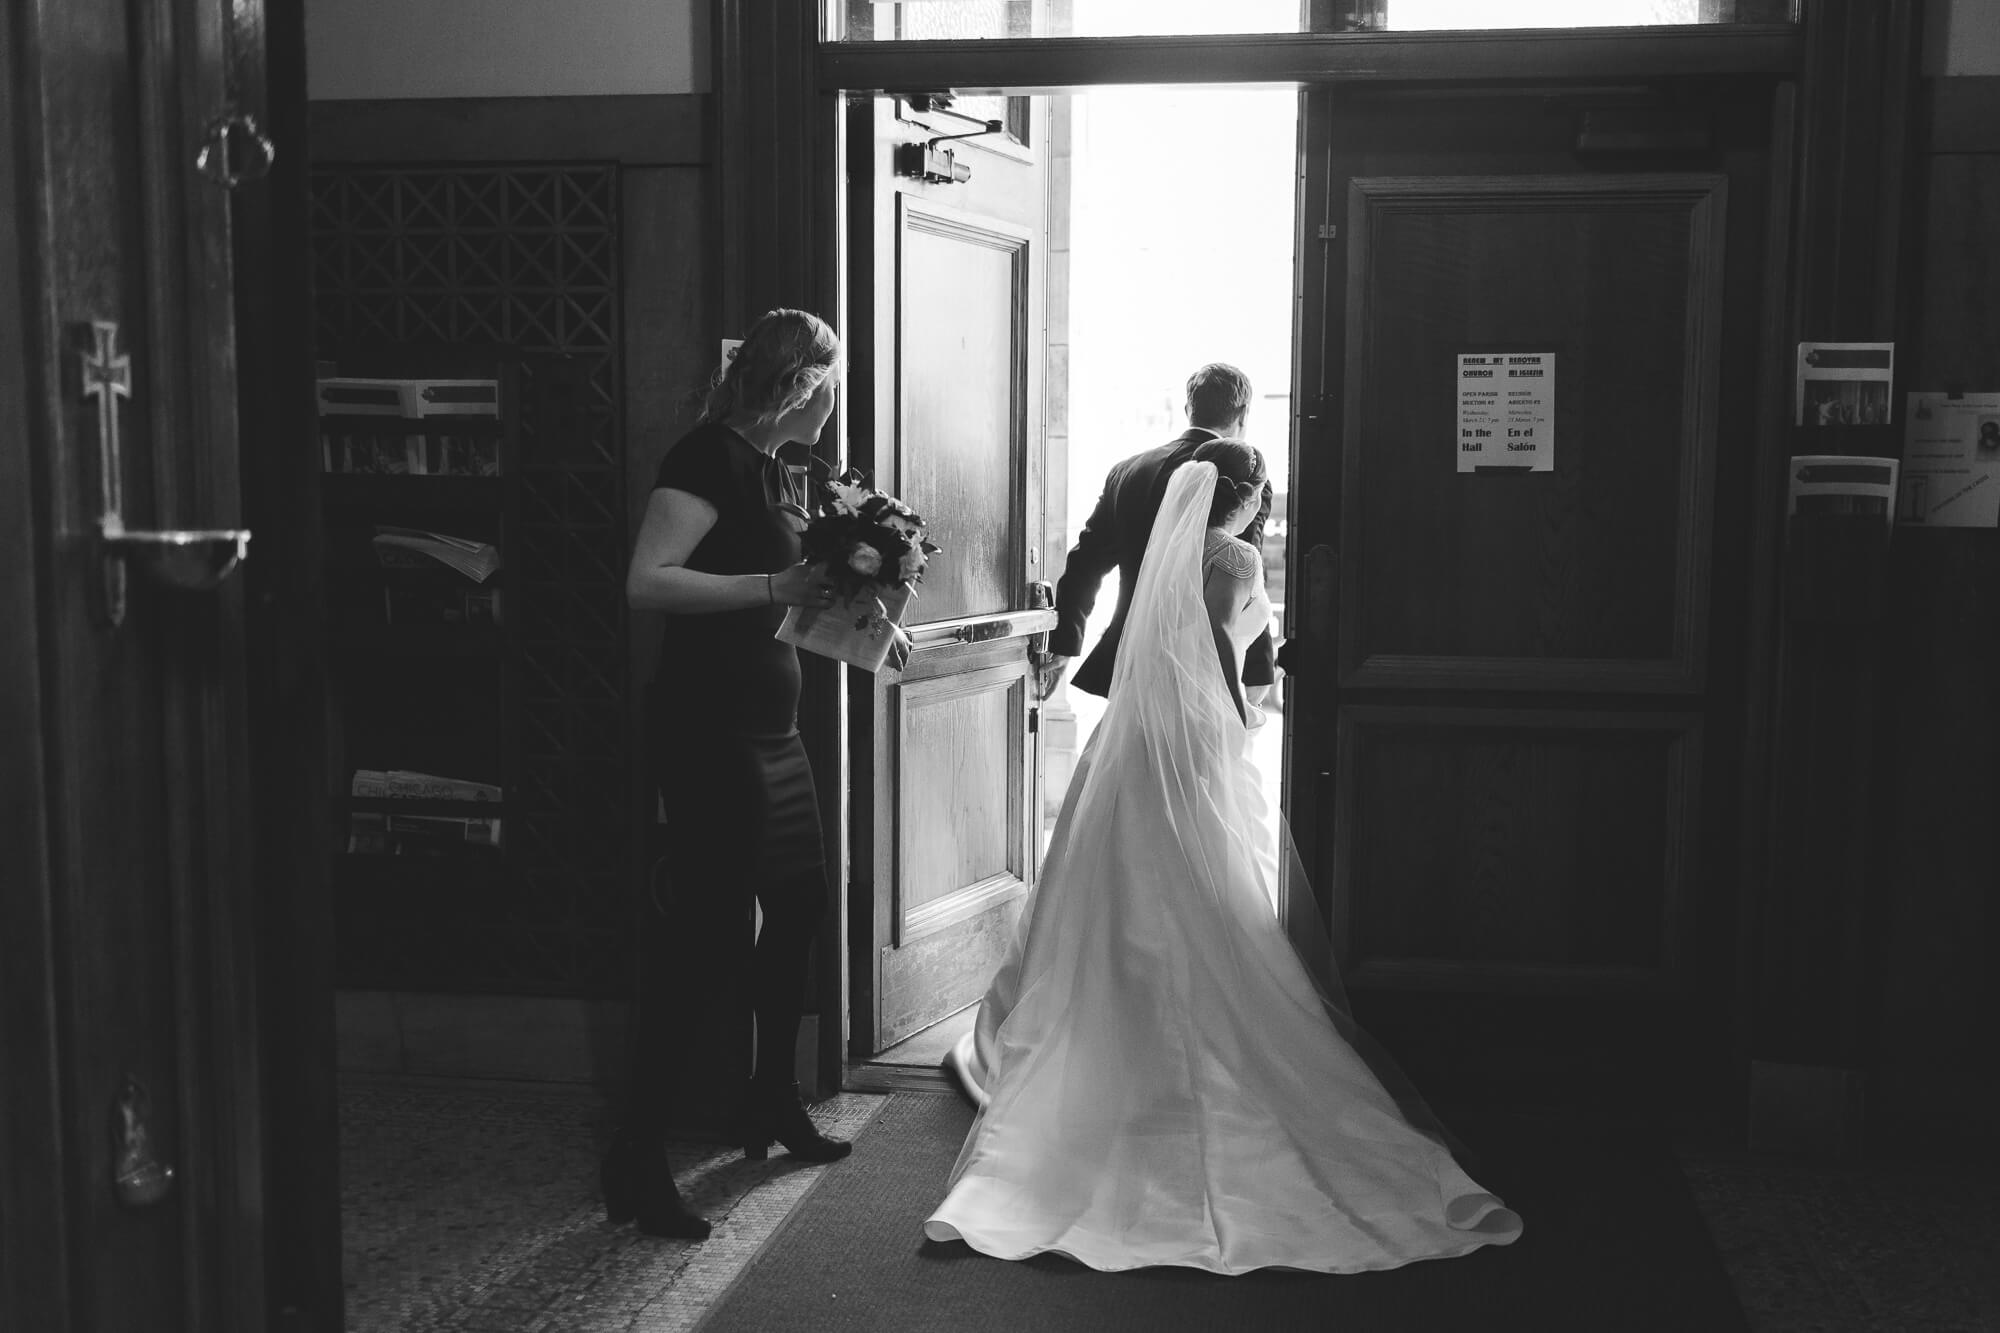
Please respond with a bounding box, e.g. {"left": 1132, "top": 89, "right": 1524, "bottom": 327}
{"left": 906, "top": 606, "right": 1057, "bottom": 650}
{"left": 82, "top": 320, "right": 250, "bottom": 624}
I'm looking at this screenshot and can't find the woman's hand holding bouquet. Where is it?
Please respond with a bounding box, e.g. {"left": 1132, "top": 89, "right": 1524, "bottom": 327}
{"left": 775, "top": 468, "right": 940, "bottom": 673}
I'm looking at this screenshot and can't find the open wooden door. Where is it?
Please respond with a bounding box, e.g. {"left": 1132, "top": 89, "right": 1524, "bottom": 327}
{"left": 844, "top": 92, "right": 1057, "bottom": 1056}
{"left": 1287, "top": 80, "right": 1777, "bottom": 1108}
{"left": 0, "top": 0, "right": 287, "bottom": 1327}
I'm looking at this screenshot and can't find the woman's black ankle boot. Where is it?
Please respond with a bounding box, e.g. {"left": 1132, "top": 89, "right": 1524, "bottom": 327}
{"left": 600, "top": 1135, "right": 640, "bottom": 1224}
{"left": 741, "top": 1081, "right": 851, "bottom": 1163}
{"left": 602, "top": 1133, "right": 711, "bottom": 1240}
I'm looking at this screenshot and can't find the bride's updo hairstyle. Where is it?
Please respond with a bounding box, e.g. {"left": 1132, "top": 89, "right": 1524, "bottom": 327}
{"left": 1190, "top": 437, "right": 1269, "bottom": 529}
{"left": 702, "top": 308, "right": 841, "bottom": 425}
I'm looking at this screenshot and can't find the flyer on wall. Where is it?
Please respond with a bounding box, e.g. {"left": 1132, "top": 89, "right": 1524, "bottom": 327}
{"left": 1898, "top": 391, "right": 2000, "bottom": 527}
{"left": 1457, "top": 351, "right": 1554, "bottom": 473}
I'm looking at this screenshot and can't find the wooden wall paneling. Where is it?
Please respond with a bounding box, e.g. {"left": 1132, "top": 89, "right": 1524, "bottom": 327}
{"left": 307, "top": 95, "right": 710, "bottom": 166}
{"left": 1867, "top": 73, "right": 2000, "bottom": 1144}
{"left": 1728, "top": 77, "right": 1801, "bottom": 1092}
{"left": 623, "top": 165, "right": 714, "bottom": 1037}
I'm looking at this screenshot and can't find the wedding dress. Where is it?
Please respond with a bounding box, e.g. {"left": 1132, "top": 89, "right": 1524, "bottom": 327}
{"left": 925, "top": 463, "right": 1523, "bottom": 1275}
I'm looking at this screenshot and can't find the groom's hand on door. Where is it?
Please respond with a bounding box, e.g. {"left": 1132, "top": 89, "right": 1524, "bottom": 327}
{"left": 1035, "top": 654, "right": 1071, "bottom": 700}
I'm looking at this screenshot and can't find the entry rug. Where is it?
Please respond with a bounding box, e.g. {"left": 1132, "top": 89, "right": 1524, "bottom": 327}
{"left": 340, "top": 1077, "right": 887, "bottom": 1333}
{"left": 696, "top": 1093, "right": 1747, "bottom": 1333}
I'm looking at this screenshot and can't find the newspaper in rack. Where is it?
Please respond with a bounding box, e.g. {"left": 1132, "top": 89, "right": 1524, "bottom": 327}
{"left": 371, "top": 526, "right": 502, "bottom": 582}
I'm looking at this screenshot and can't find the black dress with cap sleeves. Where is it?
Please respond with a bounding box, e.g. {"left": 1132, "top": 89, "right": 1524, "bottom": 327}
{"left": 646, "top": 422, "right": 822, "bottom": 881}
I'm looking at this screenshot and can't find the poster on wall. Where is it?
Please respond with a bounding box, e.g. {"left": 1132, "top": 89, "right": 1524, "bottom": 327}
{"left": 1457, "top": 352, "right": 1554, "bottom": 472}
{"left": 1898, "top": 391, "right": 2000, "bottom": 526}
{"left": 1795, "top": 341, "right": 1895, "bottom": 426}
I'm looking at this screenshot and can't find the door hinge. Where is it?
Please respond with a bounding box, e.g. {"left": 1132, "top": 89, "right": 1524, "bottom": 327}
{"left": 1317, "top": 223, "right": 1338, "bottom": 241}
{"left": 1028, "top": 706, "right": 1040, "bottom": 734}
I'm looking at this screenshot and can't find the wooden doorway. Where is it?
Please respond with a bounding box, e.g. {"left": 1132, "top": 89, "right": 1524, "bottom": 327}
{"left": 0, "top": 0, "right": 304, "bottom": 1326}
{"left": 1287, "top": 80, "right": 1779, "bottom": 1110}
{"left": 842, "top": 92, "right": 1059, "bottom": 1065}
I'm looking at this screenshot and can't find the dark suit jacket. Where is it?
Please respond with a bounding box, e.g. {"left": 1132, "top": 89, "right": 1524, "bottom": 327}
{"left": 1052, "top": 428, "right": 1276, "bottom": 698}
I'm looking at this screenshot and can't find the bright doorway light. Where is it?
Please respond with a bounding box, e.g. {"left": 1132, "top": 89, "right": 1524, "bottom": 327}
{"left": 1047, "top": 84, "right": 1298, "bottom": 833}
{"left": 1388, "top": 0, "right": 1705, "bottom": 27}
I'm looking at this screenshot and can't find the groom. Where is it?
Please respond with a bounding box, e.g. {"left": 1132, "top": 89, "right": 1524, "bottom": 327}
{"left": 1042, "top": 362, "right": 1276, "bottom": 699}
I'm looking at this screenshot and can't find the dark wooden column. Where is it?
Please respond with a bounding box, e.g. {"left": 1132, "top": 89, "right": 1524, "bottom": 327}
{"left": 714, "top": 0, "right": 833, "bottom": 330}
{"left": 712, "top": 0, "right": 847, "bottom": 1098}
{"left": 1747, "top": 0, "right": 1925, "bottom": 1154}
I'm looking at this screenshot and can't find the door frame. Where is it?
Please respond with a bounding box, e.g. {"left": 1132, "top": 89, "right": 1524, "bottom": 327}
{"left": 714, "top": 2, "right": 1922, "bottom": 1108}
{"left": 232, "top": 0, "right": 346, "bottom": 1326}
{"left": 719, "top": 2, "right": 1813, "bottom": 1094}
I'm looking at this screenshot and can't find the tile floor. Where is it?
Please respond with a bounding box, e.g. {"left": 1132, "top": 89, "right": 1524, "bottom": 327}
{"left": 343, "top": 1076, "right": 1997, "bottom": 1332}
{"left": 341, "top": 1077, "right": 885, "bottom": 1332}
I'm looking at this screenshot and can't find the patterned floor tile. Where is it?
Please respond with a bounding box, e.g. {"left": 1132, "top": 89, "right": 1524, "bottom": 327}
{"left": 342, "top": 1077, "right": 886, "bottom": 1332}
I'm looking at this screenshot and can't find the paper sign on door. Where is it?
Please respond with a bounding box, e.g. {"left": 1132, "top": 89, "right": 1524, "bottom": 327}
{"left": 1458, "top": 352, "right": 1554, "bottom": 473}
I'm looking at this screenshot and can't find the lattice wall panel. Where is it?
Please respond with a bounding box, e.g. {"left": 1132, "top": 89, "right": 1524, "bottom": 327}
{"left": 314, "top": 163, "right": 632, "bottom": 998}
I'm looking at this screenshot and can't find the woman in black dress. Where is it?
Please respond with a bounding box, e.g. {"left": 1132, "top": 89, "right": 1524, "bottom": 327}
{"left": 606, "top": 309, "right": 899, "bottom": 1237}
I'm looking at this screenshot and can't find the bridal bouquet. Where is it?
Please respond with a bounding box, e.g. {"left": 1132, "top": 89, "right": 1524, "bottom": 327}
{"left": 776, "top": 469, "right": 940, "bottom": 672}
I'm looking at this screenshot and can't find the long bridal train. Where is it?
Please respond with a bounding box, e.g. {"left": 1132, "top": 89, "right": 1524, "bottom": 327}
{"left": 926, "top": 463, "right": 1523, "bottom": 1275}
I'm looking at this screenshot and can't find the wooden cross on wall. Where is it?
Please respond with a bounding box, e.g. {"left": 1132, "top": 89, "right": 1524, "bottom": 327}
{"left": 82, "top": 318, "right": 131, "bottom": 521}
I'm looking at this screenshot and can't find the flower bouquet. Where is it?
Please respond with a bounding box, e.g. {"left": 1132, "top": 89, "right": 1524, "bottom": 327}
{"left": 775, "top": 469, "right": 940, "bottom": 673}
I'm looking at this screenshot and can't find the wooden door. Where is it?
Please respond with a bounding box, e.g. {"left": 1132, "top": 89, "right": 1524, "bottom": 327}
{"left": 0, "top": 0, "right": 273, "bottom": 1327}
{"left": 845, "top": 93, "right": 1056, "bottom": 1054}
{"left": 1288, "top": 84, "right": 1775, "bottom": 1106}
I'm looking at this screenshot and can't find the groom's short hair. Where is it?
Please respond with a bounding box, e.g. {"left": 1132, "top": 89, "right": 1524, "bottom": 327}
{"left": 1186, "top": 363, "right": 1252, "bottom": 430}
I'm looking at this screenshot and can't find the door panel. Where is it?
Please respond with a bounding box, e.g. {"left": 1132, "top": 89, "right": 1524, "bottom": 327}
{"left": 3, "top": 0, "right": 266, "bottom": 1326}
{"left": 1333, "top": 707, "right": 1701, "bottom": 990}
{"left": 898, "top": 665, "right": 1026, "bottom": 933}
{"left": 878, "top": 654, "right": 1035, "bottom": 1042}
{"left": 1342, "top": 175, "right": 1724, "bottom": 692}
{"left": 1293, "top": 84, "right": 1771, "bottom": 1103}
{"left": 847, "top": 94, "right": 1053, "bottom": 1055}
{"left": 897, "top": 198, "right": 1030, "bottom": 624}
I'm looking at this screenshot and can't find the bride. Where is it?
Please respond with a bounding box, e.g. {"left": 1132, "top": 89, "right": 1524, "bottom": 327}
{"left": 926, "top": 441, "right": 1523, "bottom": 1274}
